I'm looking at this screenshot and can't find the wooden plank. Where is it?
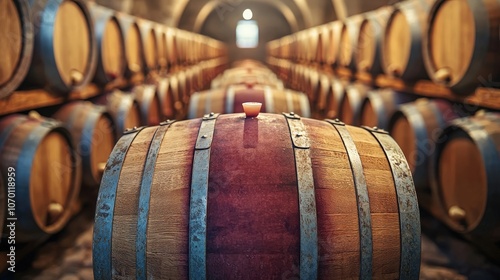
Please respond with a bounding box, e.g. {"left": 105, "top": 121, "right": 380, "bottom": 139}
{"left": 0, "top": 78, "right": 128, "bottom": 116}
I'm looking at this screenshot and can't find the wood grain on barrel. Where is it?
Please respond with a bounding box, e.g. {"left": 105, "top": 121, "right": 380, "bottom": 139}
{"left": 102, "top": 18, "right": 124, "bottom": 79}
{"left": 384, "top": 11, "right": 411, "bottom": 77}
{"left": 0, "top": 0, "right": 22, "bottom": 86}
{"left": 31, "top": 131, "right": 73, "bottom": 227}
{"left": 146, "top": 120, "right": 201, "bottom": 278}
{"left": 391, "top": 116, "right": 417, "bottom": 171}
{"left": 126, "top": 23, "right": 143, "bottom": 74}
{"left": 357, "top": 20, "right": 375, "bottom": 73}
{"left": 429, "top": 0, "right": 474, "bottom": 84}
{"left": 439, "top": 135, "right": 487, "bottom": 230}
{"left": 112, "top": 127, "right": 157, "bottom": 277}
{"left": 142, "top": 23, "right": 158, "bottom": 71}
{"left": 54, "top": 1, "right": 90, "bottom": 86}
{"left": 347, "top": 126, "right": 401, "bottom": 279}
{"left": 157, "top": 28, "right": 168, "bottom": 70}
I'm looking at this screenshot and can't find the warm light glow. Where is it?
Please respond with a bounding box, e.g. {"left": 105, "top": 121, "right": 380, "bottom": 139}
{"left": 243, "top": 9, "right": 253, "bottom": 20}
{"left": 236, "top": 20, "right": 259, "bottom": 48}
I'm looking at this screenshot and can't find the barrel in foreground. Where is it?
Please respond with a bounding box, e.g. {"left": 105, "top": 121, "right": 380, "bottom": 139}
{"left": 93, "top": 113, "right": 420, "bottom": 279}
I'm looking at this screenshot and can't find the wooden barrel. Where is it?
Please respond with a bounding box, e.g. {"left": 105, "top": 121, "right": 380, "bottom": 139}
{"left": 166, "top": 28, "right": 178, "bottom": 69}
{"left": 432, "top": 113, "right": 500, "bottom": 238}
{"left": 0, "top": 114, "right": 80, "bottom": 241}
{"left": 360, "top": 89, "right": 418, "bottom": 130}
{"left": 155, "top": 78, "right": 176, "bottom": 120}
{"left": 423, "top": 0, "right": 500, "bottom": 93}
{"left": 93, "top": 113, "right": 421, "bottom": 279}
{"left": 23, "top": 0, "right": 97, "bottom": 93}
{"left": 92, "top": 91, "right": 142, "bottom": 138}
{"left": 139, "top": 20, "right": 159, "bottom": 73}
{"left": 338, "top": 15, "right": 364, "bottom": 71}
{"left": 0, "top": 0, "right": 33, "bottom": 98}
{"left": 117, "top": 14, "right": 145, "bottom": 77}
{"left": 89, "top": 4, "right": 126, "bottom": 85}
{"left": 156, "top": 25, "right": 168, "bottom": 72}
{"left": 323, "top": 78, "right": 347, "bottom": 119}
{"left": 167, "top": 75, "right": 185, "bottom": 119}
{"left": 53, "top": 102, "right": 116, "bottom": 188}
{"left": 356, "top": 7, "right": 393, "bottom": 75}
{"left": 188, "top": 85, "right": 311, "bottom": 119}
{"left": 382, "top": 0, "right": 433, "bottom": 80}
{"left": 324, "top": 21, "right": 342, "bottom": 66}
{"left": 132, "top": 85, "right": 163, "bottom": 126}
{"left": 307, "top": 70, "right": 321, "bottom": 105}
{"left": 313, "top": 74, "right": 333, "bottom": 118}
{"left": 339, "top": 83, "right": 371, "bottom": 125}
{"left": 388, "top": 99, "right": 459, "bottom": 190}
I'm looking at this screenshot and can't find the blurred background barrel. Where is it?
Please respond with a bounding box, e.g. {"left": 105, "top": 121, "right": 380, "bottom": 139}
{"left": 360, "top": 88, "right": 417, "bottom": 130}
{"left": 338, "top": 15, "right": 364, "bottom": 72}
{"left": 91, "top": 91, "right": 142, "bottom": 138}
{"left": 94, "top": 113, "right": 420, "bottom": 279}
{"left": 0, "top": 0, "right": 33, "bottom": 98}
{"left": 424, "top": 0, "right": 500, "bottom": 93}
{"left": 188, "top": 85, "right": 310, "bottom": 118}
{"left": 22, "top": 0, "right": 97, "bottom": 93}
{"left": 389, "top": 98, "right": 460, "bottom": 190}
{"left": 339, "top": 83, "right": 371, "bottom": 125}
{"left": 0, "top": 114, "right": 80, "bottom": 241}
{"left": 132, "top": 85, "right": 163, "bottom": 126}
{"left": 52, "top": 102, "right": 116, "bottom": 188}
{"left": 138, "top": 20, "right": 159, "bottom": 74}
{"left": 155, "top": 26, "right": 168, "bottom": 73}
{"left": 382, "top": 0, "right": 433, "bottom": 81}
{"left": 356, "top": 6, "right": 393, "bottom": 76}
{"left": 117, "top": 13, "right": 145, "bottom": 79}
{"left": 323, "top": 78, "right": 347, "bottom": 119}
{"left": 89, "top": 4, "right": 126, "bottom": 85}
{"left": 433, "top": 112, "right": 500, "bottom": 236}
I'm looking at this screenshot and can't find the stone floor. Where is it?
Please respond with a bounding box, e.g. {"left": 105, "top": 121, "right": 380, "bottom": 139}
{"left": 5, "top": 206, "right": 500, "bottom": 279}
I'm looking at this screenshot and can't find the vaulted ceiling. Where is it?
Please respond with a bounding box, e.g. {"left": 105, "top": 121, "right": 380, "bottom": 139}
{"left": 93, "top": 0, "right": 394, "bottom": 32}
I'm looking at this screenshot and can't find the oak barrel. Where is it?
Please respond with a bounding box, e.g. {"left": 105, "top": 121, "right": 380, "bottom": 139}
{"left": 388, "top": 99, "right": 459, "bottom": 190}
{"left": 423, "top": 0, "right": 500, "bottom": 93}
{"left": 94, "top": 113, "right": 420, "bottom": 279}
{"left": 187, "top": 85, "right": 311, "bottom": 119}
{"left": 339, "top": 83, "right": 371, "bottom": 125}
{"left": 0, "top": 114, "right": 80, "bottom": 241}
{"left": 53, "top": 102, "right": 116, "bottom": 188}
{"left": 323, "top": 78, "right": 347, "bottom": 119}
{"left": 23, "top": 0, "right": 97, "bottom": 93}
{"left": 139, "top": 20, "right": 159, "bottom": 73}
{"left": 155, "top": 78, "right": 177, "bottom": 120}
{"left": 132, "top": 85, "right": 163, "bottom": 126}
{"left": 92, "top": 91, "right": 142, "bottom": 138}
{"left": 360, "top": 89, "right": 417, "bottom": 130}
{"left": 356, "top": 7, "right": 393, "bottom": 75}
{"left": 0, "top": 0, "right": 33, "bottom": 98}
{"left": 433, "top": 112, "right": 500, "bottom": 236}
{"left": 117, "top": 14, "right": 145, "bottom": 77}
{"left": 156, "top": 26, "right": 168, "bottom": 72}
{"left": 89, "top": 4, "right": 126, "bottom": 85}
{"left": 324, "top": 21, "right": 342, "bottom": 66}
{"left": 338, "top": 15, "right": 364, "bottom": 71}
{"left": 382, "top": 0, "right": 433, "bottom": 80}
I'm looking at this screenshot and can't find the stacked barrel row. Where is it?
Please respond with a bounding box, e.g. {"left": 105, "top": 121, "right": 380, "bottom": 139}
{"left": 187, "top": 60, "right": 311, "bottom": 118}
{"left": 268, "top": 0, "right": 500, "bottom": 93}
{"left": 0, "top": 0, "right": 228, "bottom": 244}
{"left": 267, "top": 0, "right": 500, "bottom": 261}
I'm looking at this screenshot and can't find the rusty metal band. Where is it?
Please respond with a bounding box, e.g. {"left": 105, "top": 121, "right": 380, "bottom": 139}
{"left": 136, "top": 120, "right": 175, "bottom": 280}
{"left": 283, "top": 112, "right": 318, "bottom": 280}
{"left": 93, "top": 126, "right": 146, "bottom": 279}
{"left": 225, "top": 86, "right": 235, "bottom": 114}
{"left": 326, "top": 119, "right": 373, "bottom": 279}
{"left": 362, "top": 126, "right": 421, "bottom": 280}
{"left": 189, "top": 113, "right": 220, "bottom": 280}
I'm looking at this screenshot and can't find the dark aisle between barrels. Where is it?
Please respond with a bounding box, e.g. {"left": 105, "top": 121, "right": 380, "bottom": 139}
{"left": 1, "top": 0, "right": 500, "bottom": 279}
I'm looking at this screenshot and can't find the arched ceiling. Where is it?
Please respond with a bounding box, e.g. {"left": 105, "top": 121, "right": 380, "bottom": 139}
{"left": 93, "top": 0, "right": 395, "bottom": 33}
